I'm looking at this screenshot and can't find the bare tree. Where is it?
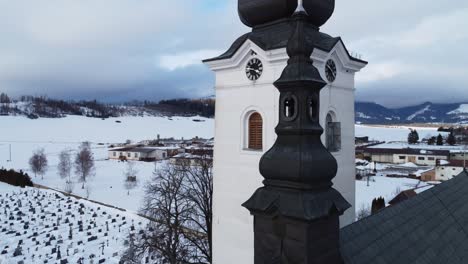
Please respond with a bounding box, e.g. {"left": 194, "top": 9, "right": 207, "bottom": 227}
{"left": 58, "top": 149, "right": 72, "bottom": 179}
{"left": 64, "top": 180, "right": 75, "bottom": 194}
{"left": 74, "top": 142, "right": 95, "bottom": 189}
{"left": 135, "top": 164, "right": 193, "bottom": 264}
{"left": 356, "top": 204, "right": 371, "bottom": 220}
{"left": 29, "top": 148, "right": 48, "bottom": 179}
{"left": 123, "top": 162, "right": 138, "bottom": 195}
{"left": 180, "top": 156, "right": 213, "bottom": 263}
{"left": 120, "top": 233, "right": 140, "bottom": 263}
{"left": 59, "top": 149, "right": 74, "bottom": 194}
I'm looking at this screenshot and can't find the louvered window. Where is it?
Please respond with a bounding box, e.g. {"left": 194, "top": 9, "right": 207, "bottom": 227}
{"left": 326, "top": 113, "right": 341, "bottom": 152}
{"left": 248, "top": 112, "right": 263, "bottom": 150}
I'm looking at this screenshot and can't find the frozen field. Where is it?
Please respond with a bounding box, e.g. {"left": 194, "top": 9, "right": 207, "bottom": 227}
{"left": 0, "top": 115, "right": 214, "bottom": 213}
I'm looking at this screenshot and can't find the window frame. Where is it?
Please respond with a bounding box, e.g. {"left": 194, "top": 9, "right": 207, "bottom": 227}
{"left": 326, "top": 112, "right": 341, "bottom": 153}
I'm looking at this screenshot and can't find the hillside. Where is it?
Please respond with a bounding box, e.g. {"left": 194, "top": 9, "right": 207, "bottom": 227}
{"left": 356, "top": 102, "right": 468, "bottom": 125}
{"left": 0, "top": 94, "right": 215, "bottom": 119}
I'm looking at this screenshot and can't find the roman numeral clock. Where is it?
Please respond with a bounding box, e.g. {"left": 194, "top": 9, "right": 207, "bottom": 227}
{"left": 246, "top": 58, "right": 263, "bottom": 81}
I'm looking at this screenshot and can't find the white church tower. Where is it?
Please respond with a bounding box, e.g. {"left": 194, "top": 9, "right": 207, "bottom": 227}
{"left": 203, "top": 1, "right": 367, "bottom": 263}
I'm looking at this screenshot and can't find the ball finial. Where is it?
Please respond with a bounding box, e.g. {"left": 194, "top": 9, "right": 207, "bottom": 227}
{"left": 238, "top": 0, "right": 335, "bottom": 28}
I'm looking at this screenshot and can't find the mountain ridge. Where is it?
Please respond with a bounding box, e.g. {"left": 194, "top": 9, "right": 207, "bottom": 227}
{"left": 355, "top": 101, "right": 468, "bottom": 124}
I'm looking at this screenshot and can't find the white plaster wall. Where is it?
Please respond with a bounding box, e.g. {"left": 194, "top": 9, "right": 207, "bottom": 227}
{"left": 207, "top": 42, "right": 364, "bottom": 264}
{"left": 391, "top": 154, "right": 447, "bottom": 166}
{"left": 436, "top": 166, "right": 464, "bottom": 181}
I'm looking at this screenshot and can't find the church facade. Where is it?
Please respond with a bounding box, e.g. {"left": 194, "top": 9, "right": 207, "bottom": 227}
{"left": 203, "top": 5, "right": 367, "bottom": 263}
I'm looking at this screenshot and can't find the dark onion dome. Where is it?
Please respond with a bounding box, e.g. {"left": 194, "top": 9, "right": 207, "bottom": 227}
{"left": 238, "top": 0, "right": 335, "bottom": 28}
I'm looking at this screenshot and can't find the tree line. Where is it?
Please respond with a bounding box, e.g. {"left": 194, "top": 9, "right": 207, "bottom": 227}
{"left": 1, "top": 92, "right": 216, "bottom": 119}
{"left": 141, "top": 98, "right": 215, "bottom": 118}
{"left": 408, "top": 129, "right": 457, "bottom": 146}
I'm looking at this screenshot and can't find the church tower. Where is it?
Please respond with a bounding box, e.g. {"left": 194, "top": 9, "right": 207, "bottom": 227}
{"left": 203, "top": 1, "right": 367, "bottom": 263}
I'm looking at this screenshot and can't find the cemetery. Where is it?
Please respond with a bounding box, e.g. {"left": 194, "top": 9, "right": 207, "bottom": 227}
{"left": 0, "top": 183, "right": 146, "bottom": 264}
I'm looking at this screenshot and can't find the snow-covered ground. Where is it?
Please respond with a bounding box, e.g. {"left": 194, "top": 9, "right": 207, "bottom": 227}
{"left": 0, "top": 115, "right": 214, "bottom": 213}
{"left": 355, "top": 125, "right": 447, "bottom": 142}
{"left": 0, "top": 115, "right": 213, "bottom": 143}
{"left": 355, "top": 176, "right": 431, "bottom": 212}
{"left": 0, "top": 182, "right": 147, "bottom": 264}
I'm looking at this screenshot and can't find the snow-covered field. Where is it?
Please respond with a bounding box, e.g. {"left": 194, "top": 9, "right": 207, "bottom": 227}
{"left": 355, "top": 125, "right": 447, "bottom": 142}
{"left": 355, "top": 176, "right": 430, "bottom": 212}
{"left": 0, "top": 115, "right": 214, "bottom": 213}
{"left": 0, "top": 182, "right": 147, "bottom": 264}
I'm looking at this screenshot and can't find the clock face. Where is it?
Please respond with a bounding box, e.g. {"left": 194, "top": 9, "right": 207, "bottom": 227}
{"left": 246, "top": 58, "right": 263, "bottom": 81}
{"left": 325, "top": 59, "right": 337, "bottom": 83}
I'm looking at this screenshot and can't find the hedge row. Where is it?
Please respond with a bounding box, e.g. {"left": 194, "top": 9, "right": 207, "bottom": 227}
{"left": 0, "top": 168, "right": 34, "bottom": 188}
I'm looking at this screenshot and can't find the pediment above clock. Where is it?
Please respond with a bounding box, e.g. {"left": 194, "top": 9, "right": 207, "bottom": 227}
{"left": 204, "top": 36, "right": 366, "bottom": 74}
{"left": 203, "top": 20, "right": 367, "bottom": 72}
{"left": 203, "top": 39, "right": 271, "bottom": 71}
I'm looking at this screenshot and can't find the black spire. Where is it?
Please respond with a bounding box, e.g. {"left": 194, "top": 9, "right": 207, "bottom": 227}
{"left": 242, "top": 4, "right": 350, "bottom": 264}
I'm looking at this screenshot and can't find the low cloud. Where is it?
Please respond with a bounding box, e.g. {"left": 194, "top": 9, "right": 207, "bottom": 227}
{"left": 0, "top": 0, "right": 466, "bottom": 106}
{"left": 159, "top": 50, "right": 223, "bottom": 71}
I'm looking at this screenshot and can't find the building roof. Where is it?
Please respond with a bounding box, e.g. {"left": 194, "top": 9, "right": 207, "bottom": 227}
{"left": 110, "top": 147, "right": 166, "bottom": 154}
{"left": 340, "top": 171, "right": 468, "bottom": 264}
{"left": 364, "top": 147, "right": 450, "bottom": 156}
{"left": 439, "top": 159, "right": 467, "bottom": 168}
{"left": 388, "top": 189, "right": 417, "bottom": 206}
{"left": 203, "top": 19, "right": 367, "bottom": 64}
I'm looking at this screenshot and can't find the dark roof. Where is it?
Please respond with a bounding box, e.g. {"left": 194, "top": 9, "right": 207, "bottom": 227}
{"left": 364, "top": 147, "right": 450, "bottom": 156}
{"left": 388, "top": 189, "right": 417, "bottom": 206}
{"left": 340, "top": 171, "right": 468, "bottom": 264}
{"left": 203, "top": 19, "right": 367, "bottom": 64}
{"left": 440, "top": 160, "right": 467, "bottom": 168}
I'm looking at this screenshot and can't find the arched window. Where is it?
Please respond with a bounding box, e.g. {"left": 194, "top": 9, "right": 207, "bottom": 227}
{"left": 248, "top": 112, "right": 263, "bottom": 150}
{"left": 326, "top": 112, "right": 341, "bottom": 152}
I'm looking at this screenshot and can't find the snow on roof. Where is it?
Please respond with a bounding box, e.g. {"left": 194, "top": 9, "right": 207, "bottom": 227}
{"left": 398, "top": 162, "right": 418, "bottom": 168}
{"left": 439, "top": 159, "right": 450, "bottom": 165}
{"left": 369, "top": 142, "right": 465, "bottom": 151}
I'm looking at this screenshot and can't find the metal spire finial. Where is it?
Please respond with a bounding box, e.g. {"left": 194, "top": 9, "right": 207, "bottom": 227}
{"left": 295, "top": 0, "right": 307, "bottom": 14}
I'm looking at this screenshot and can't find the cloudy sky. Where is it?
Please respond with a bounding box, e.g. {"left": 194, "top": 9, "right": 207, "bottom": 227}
{"left": 0, "top": 0, "right": 467, "bottom": 107}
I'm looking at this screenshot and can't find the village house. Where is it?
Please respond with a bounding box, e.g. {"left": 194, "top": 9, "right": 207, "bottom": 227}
{"left": 450, "top": 150, "right": 467, "bottom": 161}
{"left": 170, "top": 153, "right": 213, "bottom": 167}
{"left": 435, "top": 159, "right": 466, "bottom": 181}
{"left": 108, "top": 146, "right": 180, "bottom": 161}
{"left": 361, "top": 147, "right": 450, "bottom": 166}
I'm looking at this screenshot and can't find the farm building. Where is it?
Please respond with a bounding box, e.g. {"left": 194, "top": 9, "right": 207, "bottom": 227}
{"left": 361, "top": 147, "right": 450, "bottom": 166}
{"left": 170, "top": 153, "right": 213, "bottom": 166}
{"left": 108, "top": 146, "right": 180, "bottom": 161}
{"left": 435, "top": 159, "right": 466, "bottom": 181}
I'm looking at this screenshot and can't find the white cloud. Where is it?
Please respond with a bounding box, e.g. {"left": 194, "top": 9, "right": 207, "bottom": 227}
{"left": 159, "top": 50, "right": 223, "bottom": 71}
{"left": 356, "top": 61, "right": 408, "bottom": 83}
